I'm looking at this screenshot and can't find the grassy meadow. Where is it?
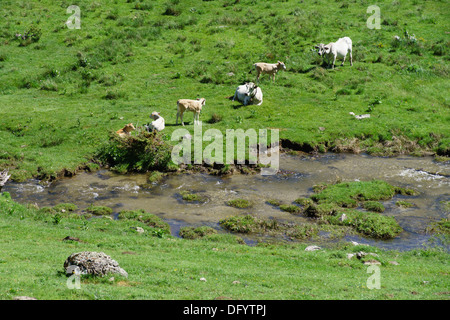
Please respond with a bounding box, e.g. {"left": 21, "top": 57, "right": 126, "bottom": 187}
{"left": 0, "top": 193, "right": 449, "bottom": 300}
{"left": 0, "top": 0, "right": 449, "bottom": 181}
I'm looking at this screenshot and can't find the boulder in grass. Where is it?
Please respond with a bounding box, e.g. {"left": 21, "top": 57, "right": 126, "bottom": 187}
{"left": 64, "top": 251, "right": 128, "bottom": 278}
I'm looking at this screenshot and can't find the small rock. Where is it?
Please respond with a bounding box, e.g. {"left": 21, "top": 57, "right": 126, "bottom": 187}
{"left": 351, "top": 241, "right": 368, "bottom": 246}
{"left": 109, "top": 277, "right": 115, "bottom": 282}
{"left": 215, "top": 296, "right": 233, "bottom": 300}
{"left": 318, "top": 127, "right": 325, "bottom": 131}
{"left": 131, "top": 227, "right": 145, "bottom": 233}
{"left": 13, "top": 296, "right": 37, "bottom": 300}
{"left": 364, "top": 260, "right": 381, "bottom": 265}
{"left": 62, "top": 236, "right": 81, "bottom": 242}
{"left": 305, "top": 245, "right": 321, "bottom": 251}
{"left": 226, "top": 72, "right": 235, "bottom": 77}
{"left": 212, "top": 248, "right": 219, "bottom": 251}
{"left": 232, "top": 280, "right": 241, "bottom": 285}
{"left": 339, "top": 214, "right": 347, "bottom": 222}
{"left": 389, "top": 261, "right": 399, "bottom": 265}
{"left": 347, "top": 253, "right": 355, "bottom": 259}
{"left": 199, "top": 277, "right": 207, "bottom": 282}
{"left": 356, "top": 251, "right": 379, "bottom": 259}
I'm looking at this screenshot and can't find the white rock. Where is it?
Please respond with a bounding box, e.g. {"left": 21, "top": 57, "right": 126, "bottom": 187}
{"left": 200, "top": 277, "right": 207, "bottom": 282}
{"left": 305, "top": 245, "right": 321, "bottom": 251}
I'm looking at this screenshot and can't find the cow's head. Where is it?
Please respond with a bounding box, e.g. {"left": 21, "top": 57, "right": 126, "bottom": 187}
{"left": 150, "top": 111, "right": 160, "bottom": 120}
{"left": 315, "top": 44, "right": 330, "bottom": 56}
{"left": 277, "top": 61, "right": 286, "bottom": 70}
{"left": 245, "top": 82, "right": 256, "bottom": 91}
{"left": 197, "top": 98, "right": 206, "bottom": 106}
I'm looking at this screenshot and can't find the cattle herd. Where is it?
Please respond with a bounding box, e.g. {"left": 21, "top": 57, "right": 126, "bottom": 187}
{"left": 117, "top": 37, "right": 353, "bottom": 136}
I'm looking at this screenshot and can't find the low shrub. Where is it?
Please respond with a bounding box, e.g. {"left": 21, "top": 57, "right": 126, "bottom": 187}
{"left": 86, "top": 205, "right": 113, "bottom": 216}
{"left": 179, "top": 226, "right": 217, "bottom": 239}
{"left": 227, "top": 198, "right": 252, "bottom": 209}
{"left": 279, "top": 204, "right": 301, "bottom": 214}
{"left": 327, "top": 210, "right": 403, "bottom": 239}
{"left": 96, "top": 130, "right": 173, "bottom": 173}
{"left": 118, "top": 209, "right": 170, "bottom": 233}
{"left": 363, "top": 201, "right": 385, "bottom": 213}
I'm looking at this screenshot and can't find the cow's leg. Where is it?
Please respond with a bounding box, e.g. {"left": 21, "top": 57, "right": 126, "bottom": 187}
{"left": 176, "top": 112, "right": 179, "bottom": 125}
{"left": 180, "top": 112, "right": 184, "bottom": 126}
{"left": 332, "top": 55, "right": 337, "bottom": 69}
{"left": 349, "top": 50, "right": 353, "bottom": 66}
{"left": 341, "top": 55, "right": 346, "bottom": 66}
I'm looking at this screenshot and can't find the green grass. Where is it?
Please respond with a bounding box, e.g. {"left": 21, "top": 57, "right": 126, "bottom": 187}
{"left": 1, "top": 192, "right": 449, "bottom": 300}
{"left": 226, "top": 198, "right": 252, "bottom": 209}
{"left": 179, "top": 190, "right": 208, "bottom": 203}
{"left": 179, "top": 226, "right": 218, "bottom": 239}
{"left": 0, "top": 0, "right": 449, "bottom": 181}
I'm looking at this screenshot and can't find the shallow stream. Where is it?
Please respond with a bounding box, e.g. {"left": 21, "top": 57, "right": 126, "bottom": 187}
{"left": 4, "top": 153, "right": 449, "bottom": 251}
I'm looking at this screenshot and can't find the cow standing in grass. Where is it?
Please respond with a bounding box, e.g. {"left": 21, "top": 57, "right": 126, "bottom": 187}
{"left": 253, "top": 61, "right": 286, "bottom": 83}
{"left": 315, "top": 37, "right": 353, "bottom": 69}
{"left": 176, "top": 98, "right": 206, "bottom": 126}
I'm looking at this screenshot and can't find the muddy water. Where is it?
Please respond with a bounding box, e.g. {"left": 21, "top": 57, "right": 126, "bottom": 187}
{"left": 4, "top": 154, "right": 449, "bottom": 251}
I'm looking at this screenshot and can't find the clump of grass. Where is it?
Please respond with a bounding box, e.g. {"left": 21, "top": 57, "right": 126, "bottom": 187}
{"left": 179, "top": 226, "right": 217, "bottom": 239}
{"left": 266, "top": 199, "right": 281, "bottom": 206}
{"left": 40, "top": 79, "right": 58, "bottom": 92}
{"left": 310, "top": 180, "right": 398, "bottom": 208}
{"left": 226, "top": 198, "right": 252, "bottom": 209}
{"left": 180, "top": 191, "right": 207, "bottom": 203}
{"left": 279, "top": 204, "right": 301, "bottom": 214}
{"left": 285, "top": 224, "right": 319, "bottom": 240}
{"left": 304, "top": 203, "right": 339, "bottom": 218}
{"left": 395, "top": 187, "right": 419, "bottom": 196}
{"left": 86, "top": 205, "right": 113, "bottom": 216}
{"left": 118, "top": 209, "right": 171, "bottom": 233}
{"left": 363, "top": 201, "right": 385, "bottom": 213}
{"left": 220, "top": 215, "right": 278, "bottom": 233}
{"left": 208, "top": 113, "right": 222, "bottom": 124}
{"left": 426, "top": 218, "right": 450, "bottom": 235}
{"left": 294, "top": 197, "right": 314, "bottom": 207}
{"left": 220, "top": 214, "right": 318, "bottom": 240}
{"left": 396, "top": 201, "right": 414, "bottom": 208}
{"left": 327, "top": 210, "right": 403, "bottom": 239}
{"left": 147, "top": 171, "right": 164, "bottom": 184}
{"left": 53, "top": 203, "right": 78, "bottom": 212}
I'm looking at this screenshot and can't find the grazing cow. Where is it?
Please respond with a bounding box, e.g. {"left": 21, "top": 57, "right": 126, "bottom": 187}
{"left": 232, "top": 82, "right": 263, "bottom": 106}
{"left": 145, "top": 112, "right": 165, "bottom": 132}
{"left": 253, "top": 61, "right": 286, "bottom": 82}
{"left": 315, "top": 37, "right": 353, "bottom": 69}
{"left": 116, "top": 123, "right": 135, "bottom": 138}
{"left": 176, "top": 98, "right": 206, "bottom": 126}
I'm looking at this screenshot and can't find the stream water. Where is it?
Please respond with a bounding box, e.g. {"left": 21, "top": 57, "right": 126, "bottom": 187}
{"left": 3, "top": 153, "right": 449, "bottom": 251}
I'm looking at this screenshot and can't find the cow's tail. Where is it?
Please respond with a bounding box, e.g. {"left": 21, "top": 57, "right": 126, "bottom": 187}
{"left": 248, "top": 63, "right": 256, "bottom": 74}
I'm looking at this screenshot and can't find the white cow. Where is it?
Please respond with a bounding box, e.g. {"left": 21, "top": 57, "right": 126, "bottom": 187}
{"left": 232, "top": 82, "right": 263, "bottom": 106}
{"left": 315, "top": 37, "right": 353, "bottom": 69}
{"left": 145, "top": 111, "right": 165, "bottom": 132}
